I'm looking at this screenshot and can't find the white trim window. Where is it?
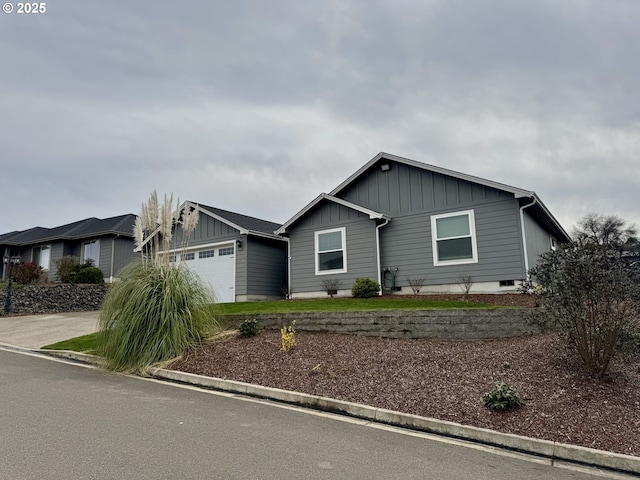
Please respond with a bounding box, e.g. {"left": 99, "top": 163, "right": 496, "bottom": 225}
{"left": 431, "top": 210, "right": 478, "bottom": 266}
{"left": 32, "top": 245, "right": 51, "bottom": 270}
{"left": 315, "top": 227, "right": 347, "bottom": 275}
{"left": 83, "top": 240, "right": 100, "bottom": 266}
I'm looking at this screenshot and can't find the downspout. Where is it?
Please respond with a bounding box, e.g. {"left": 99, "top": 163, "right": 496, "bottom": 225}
{"left": 519, "top": 198, "right": 537, "bottom": 280}
{"left": 284, "top": 237, "right": 291, "bottom": 299}
{"left": 375, "top": 219, "right": 390, "bottom": 295}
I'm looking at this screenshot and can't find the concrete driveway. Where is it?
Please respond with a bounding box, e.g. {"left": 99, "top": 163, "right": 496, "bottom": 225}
{"left": 0, "top": 311, "right": 99, "bottom": 349}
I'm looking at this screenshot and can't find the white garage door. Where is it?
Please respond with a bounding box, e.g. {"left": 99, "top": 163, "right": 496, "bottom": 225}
{"left": 180, "top": 245, "right": 236, "bottom": 303}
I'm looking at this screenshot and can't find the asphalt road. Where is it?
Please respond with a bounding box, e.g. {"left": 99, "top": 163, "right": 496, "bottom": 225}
{"left": 0, "top": 348, "right": 629, "bottom": 479}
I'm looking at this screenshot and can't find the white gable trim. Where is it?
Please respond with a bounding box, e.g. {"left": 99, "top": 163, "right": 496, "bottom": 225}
{"left": 275, "top": 193, "right": 389, "bottom": 235}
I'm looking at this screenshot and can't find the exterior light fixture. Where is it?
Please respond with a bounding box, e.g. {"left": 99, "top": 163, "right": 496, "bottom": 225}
{"left": 380, "top": 164, "right": 390, "bottom": 172}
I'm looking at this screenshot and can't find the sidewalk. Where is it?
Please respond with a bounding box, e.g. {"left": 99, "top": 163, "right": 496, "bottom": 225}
{"left": 0, "top": 311, "right": 638, "bottom": 477}
{"left": 0, "top": 311, "right": 99, "bottom": 349}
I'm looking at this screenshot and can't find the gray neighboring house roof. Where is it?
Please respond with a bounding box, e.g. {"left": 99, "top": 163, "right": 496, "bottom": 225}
{"left": 0, "top": 214, "right": 137, "bottom": 245}
{"left": 192, "top": 202, "right": 283, "bottom": 239}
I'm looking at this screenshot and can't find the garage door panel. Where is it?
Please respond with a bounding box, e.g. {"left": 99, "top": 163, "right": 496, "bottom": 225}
{"left": 182, "top": 245, "right": 235, "bottom": 303}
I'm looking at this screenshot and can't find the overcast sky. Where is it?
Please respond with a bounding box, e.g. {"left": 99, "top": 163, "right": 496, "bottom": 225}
{"left": 1, "top": 0, "right": 638, "bottom": 236}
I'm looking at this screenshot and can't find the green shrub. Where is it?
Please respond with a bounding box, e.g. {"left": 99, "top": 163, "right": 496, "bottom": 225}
{"left": 13, "top": 262, "right": 43, "bottom": 284}
{"left": 483, "top": 381, "right": 524, "bottom": 411}
{"left": 97, "top": 261, "right": 218, "bottom": 372}
{"left": 351, "top": 277, "right": 380, "bottom": 298}
{"left": 618, "top": 326, "right": 640, "bottom": 354}
{"left": 55, "top": 256, "right": 80, "bottom": 283}
{"left": 72, "top": 265, "right": 104, "bottom": 284}
{"left": 238, "top": 318, "right": 262, "bottom": 337}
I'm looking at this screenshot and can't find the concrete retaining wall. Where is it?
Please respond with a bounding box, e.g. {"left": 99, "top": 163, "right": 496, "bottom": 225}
{"left": 224, "top": 308, "right": 541, "bottom": 340}
{"left": 0, "top": 284, "right": 107, "bottom": 314}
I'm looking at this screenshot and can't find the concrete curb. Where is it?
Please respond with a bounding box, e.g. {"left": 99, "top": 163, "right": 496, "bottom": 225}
{"left": 36, "top": 348, "right": 640, "bottom": 476}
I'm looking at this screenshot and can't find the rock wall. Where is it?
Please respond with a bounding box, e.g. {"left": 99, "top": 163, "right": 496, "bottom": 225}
{"left": 0, "top": 284, "right": 107, "bottom": 314}
{"left": 224, "top": 308, "right": 541, "bottom": 340}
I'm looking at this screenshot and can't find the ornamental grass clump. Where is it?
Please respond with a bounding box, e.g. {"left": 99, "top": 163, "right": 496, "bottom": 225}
{"left": 97, "top": 192, "right": 218, "bottom": 373}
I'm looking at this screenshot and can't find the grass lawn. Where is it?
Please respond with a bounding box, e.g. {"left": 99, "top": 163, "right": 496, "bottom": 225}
{"left": 217, "top": 297, "right": 497, "bottom": 315}
{"left": 41, "top": 332, "right": 101, "bottom": 353}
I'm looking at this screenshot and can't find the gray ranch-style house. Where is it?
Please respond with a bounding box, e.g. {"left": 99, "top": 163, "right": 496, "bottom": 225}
{"left": 276, "top": 152, "right": 570, "bottom": 298}
{"left": 159, "top": 202, "right": 287, "bottom": 303}
{"left": 0, "top": 214, "right": 138, "bottom": 283}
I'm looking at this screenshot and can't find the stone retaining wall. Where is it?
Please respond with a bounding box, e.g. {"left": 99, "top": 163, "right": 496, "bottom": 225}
{"left": 0, "top": 284, "right": 107, "bottom": 314}
{"left": 224, "top": 308, "right": 541, "bottom": 340}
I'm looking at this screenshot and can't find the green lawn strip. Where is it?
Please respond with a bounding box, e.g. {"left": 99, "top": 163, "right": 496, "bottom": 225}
{"left": 218, "top": 297, "right": 499, "bottom": 315}
{"left": 41, "top": 331, "right": 102, "bottom": 353}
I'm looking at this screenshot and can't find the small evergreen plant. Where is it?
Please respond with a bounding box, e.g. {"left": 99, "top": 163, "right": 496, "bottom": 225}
{"left": 351, "top": 278, "right": 380, "bottom": 298}
{"left": 239, "top": 318, "right": 262, "bottom": 337}
{"left": 483, "top": 381, "right": 524, "bottom": 411}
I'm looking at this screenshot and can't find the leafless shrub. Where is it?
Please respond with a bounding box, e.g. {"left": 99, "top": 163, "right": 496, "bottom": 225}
{"left": 406, "top": 277, "right": 425, "bottom": 295}
{"left": 457, "top": 275, "right": 474, "bottom": 299}
{"left": 321, "top": 278, "right": 343, "bottom": 298}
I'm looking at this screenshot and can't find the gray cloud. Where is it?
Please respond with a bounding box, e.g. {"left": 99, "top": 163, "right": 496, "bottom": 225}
{"left": 1, "top": 0, "right": 639, "bottom": 234}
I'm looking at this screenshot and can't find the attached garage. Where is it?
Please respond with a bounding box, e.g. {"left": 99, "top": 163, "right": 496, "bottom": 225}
{"left": 177, "top": 244, "right": 236, "bottom": 303}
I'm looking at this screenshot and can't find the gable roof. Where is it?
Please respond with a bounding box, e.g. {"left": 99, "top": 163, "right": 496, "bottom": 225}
{"left": 195, "top": 203, "right": 283, "bottom": 238}
{"left": 275, "top": 194, "right": 389, "bottom": 235}
{"left": 331, "top": 152, "right": 535, "bottom": 199}
{"left": 0, "top": 214, "right": 137, "bottom": 245}
{"left": 281, "top": 152, "right": 570, "bottom": 242}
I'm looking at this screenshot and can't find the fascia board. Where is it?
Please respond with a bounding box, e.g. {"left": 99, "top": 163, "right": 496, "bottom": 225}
{"left": 275, "top": 193, "right": 388, "bottom": 235}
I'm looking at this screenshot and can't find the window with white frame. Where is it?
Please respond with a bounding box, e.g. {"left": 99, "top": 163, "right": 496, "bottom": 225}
{"left": 32, "top": 245, "right": 51, "bottom": 270}
{"left": 315, "top": 227, "right": 347, "bottom": 274}
{"left": 83, "top": 240, "right": 100, "bottom": 266}
{"left": 431, "top": 210, "right": 478, "bottom": 266}
{"left": 218, "top": 246, "right": 234, "bottom": 256}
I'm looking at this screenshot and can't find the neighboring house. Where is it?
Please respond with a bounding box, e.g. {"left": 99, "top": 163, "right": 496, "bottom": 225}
{"left": 276, "top": 152, "right": 571, "bottom": 298}
{"left": 157, "top": 202, "right": 287, "bottom": 303}
{"left": 0, "top": 214, "right": 137, "bottom": 283}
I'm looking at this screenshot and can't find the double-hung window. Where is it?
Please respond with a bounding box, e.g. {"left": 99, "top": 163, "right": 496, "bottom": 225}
{"left": 431, "top": 210, "right": 478, "bottom": 266}
{"left": 83, "top": 240, "right": 100, "bottom": 266}
{"left": 315, "top": 227, "right": 346, "bottom": 275}
{"left": 32, "top": 245, "right": 51, "bottom": 270}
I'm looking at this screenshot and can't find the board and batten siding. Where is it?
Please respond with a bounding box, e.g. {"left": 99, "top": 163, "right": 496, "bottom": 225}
{"left": 289, "top": 201, "right": 379, "bottom": 294}
{"left": 336, "top": 161, "right": 528, "bottom": 288}
{"left": 339, "top": 162, "right": 514, "bottom": 215}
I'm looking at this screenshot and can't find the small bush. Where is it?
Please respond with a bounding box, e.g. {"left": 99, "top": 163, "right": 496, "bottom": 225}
{"left": 483, "top": 381, "right": 524, "bottom": 411}
{"left": 238, "top": 318, "right": 262, "bottom": 337}
{"left": 351, "top": 277, "right": 380, "bottom": 298}
{"left": 13, "top": 262, "right": 43, "bottom": 284}
{"left": 618, "top": 326, "right": 640, "bottom": 354}
{"left": 72, "top": 265, "right": 104, "bottom": 284}
{"left": 55, "top": 256, "right": 80, "bottom": 283}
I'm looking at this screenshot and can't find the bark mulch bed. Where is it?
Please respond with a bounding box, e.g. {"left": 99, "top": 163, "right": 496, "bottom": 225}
{"left": 171, "top": 327, "right": 640, "bottom": 457}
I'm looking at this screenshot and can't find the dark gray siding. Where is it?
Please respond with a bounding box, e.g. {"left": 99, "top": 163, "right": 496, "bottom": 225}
{"left": 523, "top": 210, "right": 553, "bottom": 271}
{"left": 289, "top": 202, "right": 378, "bottom": 294}
{"left": 339, "top": 163, "right": 513, "bottom": 215}
{"left": 335, "top": 161, "right": 527, "bottom": 288}
{"left": 380, "top": 198, "right": 525, "bottom": 287}
{"left": 111, "top": 236, "right": 137, "bottom": 277}
{"left": 246, "top": 238, "right": 287, "bottom": 297}
{"left": 47, "top": 242, "right": 65, "bottom": 281}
